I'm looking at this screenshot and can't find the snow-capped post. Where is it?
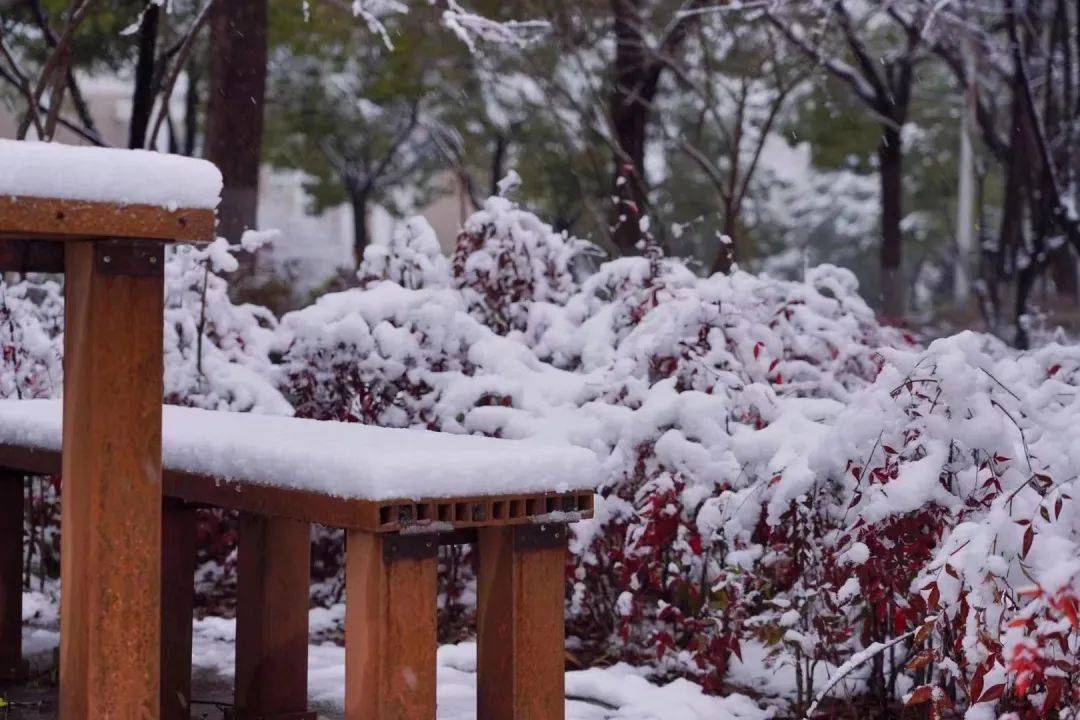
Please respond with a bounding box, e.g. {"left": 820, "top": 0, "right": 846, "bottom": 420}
{"left": 0, "top": 140, "right": 220, "bottom": 718}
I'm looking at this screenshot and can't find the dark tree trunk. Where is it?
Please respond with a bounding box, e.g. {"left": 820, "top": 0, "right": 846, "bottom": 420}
{"left": 1048, "top": 246, "right": 1078, "bottom": 301}
{"left": 608, "top": 0, "right": 659, "bottom": 256}
{"left": 205, "top": 0, "right": 268, "bottom": 245}
{"left": 877, "top": 124, "right": 905, "bottom": 318}
{"left": 183, "top": 60, "right": 201, "bottom": 157}
{"left": 128, "top": 1, "right": 161, "bottom": 149}
{"left": 491, "top": 133, "right": 508, "bottom": 196}
{"left": 711, "top": 205, "right": 739, "bottom": 275}
{"left": 350, "top": 191, "right": 370, "bottom": 268}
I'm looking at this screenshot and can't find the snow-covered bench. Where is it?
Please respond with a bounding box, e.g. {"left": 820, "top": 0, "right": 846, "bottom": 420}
{"left": 0, "top": 399, "right": 597, "bottom": 720}
{"left": 0, "top": 142, "right": 598, "bottom": 720}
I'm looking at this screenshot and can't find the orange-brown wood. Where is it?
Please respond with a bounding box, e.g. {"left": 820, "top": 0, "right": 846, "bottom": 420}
{"left": 161, "top": 499, "right": 198, "bottom": 720}
{"left": 0, "top": 195, "right": 215, "bottom": 244}
{"left": 0, "top": 470, "right": 25, "bottom": 680}
{"left": 477, "top": 524, "right": 568, "bottom": 720}
{"left": 345, "top": 530, "right": 438, "bottom": 720}
{"left": 235, "top": 513, "right": 315, "bottom": 720}
{"left": 59, "top": 240, "right": 164, "bottom": 719}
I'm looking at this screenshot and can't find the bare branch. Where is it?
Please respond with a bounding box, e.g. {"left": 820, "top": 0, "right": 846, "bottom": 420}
{"left": 764, "top": 6, "right": 880, "bottom": 106}
{"left": 147, "top": 0, "right": 217, "bottom": 149}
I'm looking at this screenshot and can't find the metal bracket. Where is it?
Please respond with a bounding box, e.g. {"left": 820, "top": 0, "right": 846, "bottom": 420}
{"left": 383, "top": 533, "right": 439, "bottom": 562}
{"left": 94, "top": 239, "right": 164, "bottom": 277}
{"left": 513, "top": 523, "right": 568, "bottom": 552}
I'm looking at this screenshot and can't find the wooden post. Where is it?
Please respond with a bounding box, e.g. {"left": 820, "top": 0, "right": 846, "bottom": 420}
{"left": 0, "top": 470, "right": 25, "bottom": 680}
{"left": 477, "top": 524, "right": 568, "bottom": 720}
{"left": 161, "top": 500, "right": 198, "bottom": 720}
{"left": 234, "top": 513, "right": 314, "bottom": 720}
{"left": 344, "top": 531, "right": 438, "bottom": 720}
{"left": 60, "top": 240, "right": 164, "bottom": 718}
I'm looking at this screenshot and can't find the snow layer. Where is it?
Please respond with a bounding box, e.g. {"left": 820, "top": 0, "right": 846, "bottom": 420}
{"left": 0, "top": 398, "right": 600, "bottom": 500}
{"left": 187, "top": 617, "right": 769, "bottom": 720}
{"left": 0, "top": 140, "right": 222, "bottom": 210}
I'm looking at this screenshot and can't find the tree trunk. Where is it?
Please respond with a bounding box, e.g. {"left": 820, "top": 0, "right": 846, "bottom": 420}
{"left": 205, "top": 0, "right": 268, "bottom": 246}
{"left": 490, "top": 134, "right": 508, "bottom": 196}
{"left": 877, "top": 125, "right": 905, "bottom": 318}
{"left": 183, "top": 60, "right": 201, "bottom": 157}
{"left": 128, "top": 1, "right": 160, "bottom": 149}
{"left": 711, "top": 205, "right": 738, "bottom": 275}
{"left": 608, "top": 0, "right": 657, "bottom": 256}
{"left": 351, "top": 192, "right": 370, "bottom": 269}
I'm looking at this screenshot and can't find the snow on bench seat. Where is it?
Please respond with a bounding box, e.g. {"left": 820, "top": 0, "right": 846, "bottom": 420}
{"left": 0, "top": 140, "right": 222, "bottom": 210}
{"left": 0, "top": 399, "right": 599, "bottom": 503}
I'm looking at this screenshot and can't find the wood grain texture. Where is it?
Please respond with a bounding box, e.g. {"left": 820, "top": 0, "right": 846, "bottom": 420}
{"left": 477, "top": 525, "right": 568, "bottom": 720}
{"left": 0, "top": 470, "right": 24, "bottom": 679}
{"left": 59, "top": 240, "right": 164, "bottom": 719}
{"left": 345, "top": 530, "right": 438, "bottom": 720}
{"left": 161, "top": 500, "right": 198, "bottom": 720}
{"left": 235, "top": 514, "right": 314, "bottom": 720}
{"left": 0, "top": 195, "right": 214, "bottom": 243}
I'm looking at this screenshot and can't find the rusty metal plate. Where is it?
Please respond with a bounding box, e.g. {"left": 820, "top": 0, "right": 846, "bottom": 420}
{"left": 513, "top": 523, "right": 568, "bottom": 552}
{"left": 94, "top": 238, "right": 164, "bottom": 277}
{"left": 383, "top": 533, "right": 439, "bottom": 562}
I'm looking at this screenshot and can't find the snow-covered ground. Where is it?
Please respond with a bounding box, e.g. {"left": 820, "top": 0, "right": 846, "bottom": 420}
{"left": 20, "top": 591, "right": 771, "bottom": 720}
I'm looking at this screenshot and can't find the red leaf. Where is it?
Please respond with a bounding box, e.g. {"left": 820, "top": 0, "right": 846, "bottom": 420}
{"left": 1022, "top": 525, "right": 1035, "bottom": 558}
{"left": 1043, "top": 676, "right": 1064, "bottom": 713}
{"left": 978, "top": 683, "right": 1005, "bottom": 703}
{"left": 1049, "top": 363, "right": 1062, "bottom": 377}
{"left": 906, "top": 685, "right": 934, "bottom": 706}
{"left": 969, "top": 666, "right": 985, "bottom": 702}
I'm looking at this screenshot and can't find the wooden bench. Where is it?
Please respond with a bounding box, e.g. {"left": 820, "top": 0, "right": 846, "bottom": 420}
{"left": 0, "top": 142, "right": 599, "bottom": 720}
{"left": 0, "top": 401, "right": 597, "bottom": 720}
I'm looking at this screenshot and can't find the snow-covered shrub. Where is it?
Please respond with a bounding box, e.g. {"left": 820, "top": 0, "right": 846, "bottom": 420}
{"left": 165, "top": 239, "right": 292, "bottom": 415}
{"left": 451, "top": 195, "right": 595, "bottom": 335}
{"left": 276, "top": 283, "right": 480, "bottom": 426}
{"left": 560, "top": 263, "right": 912, "bottom": 693}
{"left": 0, "top": 276, "right": 62, "bottom": 400}
{"left": 358, "top": 216, "right": 450, "bottom": 290}
{"left": 688, "top": 330, "right": 1080, "bottom": 716}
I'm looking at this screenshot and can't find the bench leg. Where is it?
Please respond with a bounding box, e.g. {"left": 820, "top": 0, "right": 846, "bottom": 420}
{"left": 161, "top": 500, "right": 198, "bottom": 720}
{"left": 235, "top": 513, "right": 314, "bottom": 720}
{"left": 0, "top": 470, "right": 25, "bottom": 680}
{"left": 345, "top": 531, "right": 437, "bottom": 720}
{"left": 60, "top": 241, "right": 164, "bottom": 718}
{"left": 477, "top": 524, "right": 568, "bottom": 720}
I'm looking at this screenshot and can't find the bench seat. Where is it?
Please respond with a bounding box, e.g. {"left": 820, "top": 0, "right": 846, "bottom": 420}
{"left": 0, "top": 399, "right": 597, "bottom": 531}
